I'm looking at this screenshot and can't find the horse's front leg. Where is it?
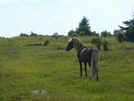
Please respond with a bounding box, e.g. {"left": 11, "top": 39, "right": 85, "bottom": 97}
{"left": 84, "top": 62, "right": 87, "bottom": 77}
{"left": 79, "top": 61, "right": 82, "bottom": 77}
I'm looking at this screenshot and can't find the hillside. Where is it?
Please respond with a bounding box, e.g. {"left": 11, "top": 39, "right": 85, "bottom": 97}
{"left": 0, "top": 36, "right": 134, "bottom": 101}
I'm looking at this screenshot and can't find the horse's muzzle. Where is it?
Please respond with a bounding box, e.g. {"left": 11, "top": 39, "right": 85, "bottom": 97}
{"left": 66, "top": 48, "right": 69, "bottom": 51}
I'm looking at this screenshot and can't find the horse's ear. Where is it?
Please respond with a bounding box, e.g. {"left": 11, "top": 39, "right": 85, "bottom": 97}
{"left": 72, "top": 37, "right": 75, "bottom": 41}
{"left": 69, "top": 37, "right": 74, "bottom": 42}
{"left": 72, "top": 37, "right": 74, "bottom": 41}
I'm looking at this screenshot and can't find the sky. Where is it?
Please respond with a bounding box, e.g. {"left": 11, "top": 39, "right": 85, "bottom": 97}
{"left": 0, "top": 0, "right": 134, "bottom": 38}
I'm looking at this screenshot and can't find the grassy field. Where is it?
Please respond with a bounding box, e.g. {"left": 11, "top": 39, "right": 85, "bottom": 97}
{"left": 0, "top": 36, "right": 134, "bottom": 101}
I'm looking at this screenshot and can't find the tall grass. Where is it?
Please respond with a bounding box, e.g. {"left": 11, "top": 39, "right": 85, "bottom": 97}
{"left": 0, "top": 36, "right": 134, "bottom": 101}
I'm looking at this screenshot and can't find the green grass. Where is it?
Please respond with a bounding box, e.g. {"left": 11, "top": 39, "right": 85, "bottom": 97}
{"left": 0, "top": 36, "right": 134, "bottom": 101}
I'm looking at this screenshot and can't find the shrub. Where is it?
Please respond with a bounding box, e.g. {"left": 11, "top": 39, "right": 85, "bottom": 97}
{"left": 101, "top": 30, "right": 111, "bottom": 37}
{"left": 116, "top": 32, "right": 125, "bottom": 43}
{"left": 71, "top": 33, "right": 78, "bottom": 37}
{"left": 57, "top": 46, "right": 64, "bottom": 50}
{"left": 30, "top": 31, "right": 37, "bottom": 36}
{"left": 68, "top": 30, "right": 75, "bottom": 36}
{"left": 52, "top": 32, "right": 59, "bottom": 40}
{"left": 79, "top": 31, "right": 85, "bottom": 36}
{"left": 20, "top": 33, "right": 29, "bottom": 37}
{"left": 91, "top": 37, "right": 102, "bottom": 50}
{"left": 44, "top": 40, "right": 49, "bottom": 46}
{"left": 102, "top": 41, "right": 108, "bottom": 51}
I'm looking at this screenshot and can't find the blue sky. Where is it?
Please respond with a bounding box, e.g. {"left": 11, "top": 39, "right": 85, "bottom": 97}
{"left": 0, "top": 0, "right": 134, "bottom": 38}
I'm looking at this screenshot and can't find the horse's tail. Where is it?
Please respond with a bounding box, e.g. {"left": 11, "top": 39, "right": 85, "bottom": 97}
{"left": 90, "top": 49, "right": 99, "bottom": 81}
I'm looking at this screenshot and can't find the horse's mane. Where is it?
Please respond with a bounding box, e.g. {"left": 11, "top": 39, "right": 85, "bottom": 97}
{"left": 70, "top": 37, "right": 86, "bottom": 52}
{"left": 72, "top": 37, "right": 84, "bottom": 45}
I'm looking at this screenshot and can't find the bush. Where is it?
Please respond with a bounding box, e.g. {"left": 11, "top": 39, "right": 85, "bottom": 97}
{"left": 91, "top": 37, "right": 102, "bottom": 50}
{"left": 68, "top": 30, "right": 75, "bottom": 36}
{"left": 71, "top": 33, "right": 78, "bottom": 37}
{"left": 57, "top": 46, "right": 64, "bottom": 50}
{"left": 30, "top": 31, "right": 37, "bottom": 36}
{"left": 101, "top": 30, "right": 111, "bottom": 37}
{"left": 79, "top": 31, "right": 85, "bottom": 36}
{"left": 20, "top": 33, "right": 29, "bottom": 37}
{"left": 91, "top": 31, "right": 99, "bottom": 36}
{"left": 44, "top": 40, "right": 49, "bottom": 46}
{"left": 102, "top": 41, "right": 108, "bottom": 51}
{"left": 116, "top": 31, "right": 125, "bottom": 43}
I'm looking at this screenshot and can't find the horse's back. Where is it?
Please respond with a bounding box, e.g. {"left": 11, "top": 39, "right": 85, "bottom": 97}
{"left": 78, "top": 46, "right": 97, "bottom": 64}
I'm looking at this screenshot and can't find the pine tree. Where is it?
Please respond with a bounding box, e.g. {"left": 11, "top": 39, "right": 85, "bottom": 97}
{"left": 118, "top": 14, "right": 134, "bottom": 41}
{"left": 76, "top": 16, "right": 91, "bottom": 36}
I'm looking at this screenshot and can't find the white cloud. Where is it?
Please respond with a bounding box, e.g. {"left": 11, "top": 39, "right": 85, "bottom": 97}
{"left": 61, "top": 0, "right": 100, "bottom": 4}
{"left": 0, "top": 0, "right": 22, "bottom": 4}
{"left": 51, "top": 15, "right": 79, "bottom": 23}
{"left": 30, "top": 0, "right": 39, "bottom": 2}
{"left": 0, "top": 0, "right": 39, "bottom": 4}
{"left": 26, "top": 19, "right": 32, "bottom": 24}
{"left": 61, "top": 0, "right": 77, "bottom": 3}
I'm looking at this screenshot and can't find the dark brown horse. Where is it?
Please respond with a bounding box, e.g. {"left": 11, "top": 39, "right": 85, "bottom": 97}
{"left": 66, "top": 37, "right": 98, "bottom": 81}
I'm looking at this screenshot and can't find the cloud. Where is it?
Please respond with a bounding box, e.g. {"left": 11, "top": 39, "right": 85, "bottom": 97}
{"left": 51, "top": 15, "right": 79, "bottom": 23}
{"left": 61, "top": 0, "right": 100, "bottom": 3}
{"left": 32, "top": 0, "right": 39, "bottom": 1}
{"left": 0, "top": 0, "right": 39, "bottom": 4}
{"left": 61, "top": 0, "right": 77, "bottom": 4}
{"left": 26, "top": 19, "right": 32, "bottom": 24}
{"left": 0, "top": 0, "right": 18, "bottom": 4}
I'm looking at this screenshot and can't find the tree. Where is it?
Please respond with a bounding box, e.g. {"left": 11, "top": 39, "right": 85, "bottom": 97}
{"left": 91, "top": 31, "right": 99, "bottom": 36}
{"left": 44, "top": 40, "right": 49, "bottom": 46}
{"left": 91, "top": 37, "right": 102, "bottom": 51}
{"left": 102, "top": 41, "right": 108, "bottom": 51}
{"left": 20, "top": 33, "right": 29, "bottom": 37}
{"left": 30, "top": 31, "right": 37, "bottom": 36}
{"left": 113, "top": 30, "right": 119, "bottom": 37}
{"left": 71, "top": 33, "right": 78, "bottom": 37}
{"left": 116, "top": 31, "right": 125, "bottom": 43}
{"left": 68, "top": 30, "right": 75, "bottom": 36}
{"left": 76, "top": 16, "right": 91, "bottom": 36}
{"left": 79, "top": 31, "right": 85, "bottom": 36}
{"left": 52, "top": 32, "right": 59, "bottom": 40}
{"left": 101, "top": 30, "right": 111, "bottom": 37}
{"left": 118, "top": 16, "right": 134, "bottom": 41}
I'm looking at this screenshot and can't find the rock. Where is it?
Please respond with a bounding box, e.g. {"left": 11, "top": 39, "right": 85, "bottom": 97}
{"left": 30, "top": 89, "right": 48, "bottom": 95}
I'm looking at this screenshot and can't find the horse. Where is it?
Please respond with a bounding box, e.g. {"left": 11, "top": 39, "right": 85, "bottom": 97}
{"left": 66, "top": 37, "right": 98, "bottom": 81}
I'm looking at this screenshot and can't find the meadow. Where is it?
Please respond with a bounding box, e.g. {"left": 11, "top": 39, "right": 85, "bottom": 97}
{"left": 0, "top": 36, "right": 134, "bottom": 101}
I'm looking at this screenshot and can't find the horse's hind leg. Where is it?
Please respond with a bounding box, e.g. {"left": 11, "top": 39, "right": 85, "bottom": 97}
{"left": 84, "top": 62, "right": 87, "bottom": 77}
{"left": 79, "top": 61, "right": 82, "bottom": 77}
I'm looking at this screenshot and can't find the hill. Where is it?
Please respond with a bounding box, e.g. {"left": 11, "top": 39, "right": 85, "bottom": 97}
{"left": 0, "top": 36, "right": 134, "bottom": 101}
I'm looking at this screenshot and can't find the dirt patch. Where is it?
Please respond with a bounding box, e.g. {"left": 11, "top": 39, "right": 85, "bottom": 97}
{"left": 10, "top": 44, "right": 15, "bottom": 56}
{"left": 8, "top": 39, "right": 16, "bottom": 56}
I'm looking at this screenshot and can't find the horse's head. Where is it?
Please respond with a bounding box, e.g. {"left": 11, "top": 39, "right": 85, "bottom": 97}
{"left": 66, "top": 38, "right": 74, "bottom": 51}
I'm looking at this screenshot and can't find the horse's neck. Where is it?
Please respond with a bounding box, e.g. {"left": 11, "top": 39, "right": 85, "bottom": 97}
{"left": 73, "top": 42, "right": 86, "bottom": 53}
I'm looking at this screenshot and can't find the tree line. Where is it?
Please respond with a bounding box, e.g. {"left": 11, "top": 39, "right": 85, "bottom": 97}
{"left": 68, "top": 15, "right": 134, "bottom": 42}
{"left": 20, "top": 31, "right": 38, "bottom": 37}
{"left": 20, "top": 14, "right": 134, "bottom": 43}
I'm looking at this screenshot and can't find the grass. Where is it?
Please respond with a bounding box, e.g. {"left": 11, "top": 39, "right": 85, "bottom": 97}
{"left": 0, "top": 36, "right": 134, "bottom": 101}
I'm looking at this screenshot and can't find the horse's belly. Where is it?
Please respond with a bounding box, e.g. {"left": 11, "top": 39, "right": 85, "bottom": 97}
{"left": 80, "top": 48, "right": 87, "bottom": 62}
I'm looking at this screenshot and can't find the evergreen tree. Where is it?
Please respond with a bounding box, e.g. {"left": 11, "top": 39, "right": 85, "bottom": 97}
{"left": 118, "top": 15, "right": 134, "bottom": 41}
{"left": 76, "top": 16, "right": 91, "bottom": 36}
